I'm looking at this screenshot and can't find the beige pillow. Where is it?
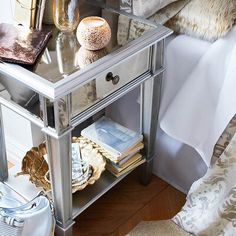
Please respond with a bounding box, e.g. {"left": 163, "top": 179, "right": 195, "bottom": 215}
{"left": 166, "top": 0, "right": 236, "bottom": 41}
{"left": 129, "top": 0, "right": 189, "bottom": 41}
{"left": 117, "top": 0, "right": 189, "bottom": 46}
{"left": 132, "top": 0, "right": 179, "bottom": 18}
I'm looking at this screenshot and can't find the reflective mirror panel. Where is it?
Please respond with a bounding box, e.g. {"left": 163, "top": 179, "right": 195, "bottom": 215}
{"left": 0, "top": 0, "right": 155, "bottom": 118}
{"left": 34, "top": 2, "right": 154, "bottom": 83}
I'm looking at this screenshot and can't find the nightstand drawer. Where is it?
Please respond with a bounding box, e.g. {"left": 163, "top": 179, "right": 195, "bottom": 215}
{"left": 71, "top": 47, "right": 150, "bottom": 116}
{"left": 96, "top": 48, "right": 150, "bottom": 99}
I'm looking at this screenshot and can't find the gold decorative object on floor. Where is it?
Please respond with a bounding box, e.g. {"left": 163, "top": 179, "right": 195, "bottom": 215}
{"left": 16, "top": 143, "right": 50, "bottom": 191}
{"left": 16, "top": 137, "right": 106, "bottom": 193}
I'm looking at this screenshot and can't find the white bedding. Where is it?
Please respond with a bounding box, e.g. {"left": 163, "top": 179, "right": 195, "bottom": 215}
{"left": 161, "top": 26, "right": 236, "bottom": 167}
{"left": 155, "top": 35, "right": 212, "bottom": 192}
{"left": 159, "top": 34, "right": 211, "bottom": 119}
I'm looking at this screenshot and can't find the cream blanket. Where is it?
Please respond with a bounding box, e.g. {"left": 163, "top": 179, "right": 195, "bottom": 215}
{"left": 173, "top": 124, "right": 236, "bottom": 235}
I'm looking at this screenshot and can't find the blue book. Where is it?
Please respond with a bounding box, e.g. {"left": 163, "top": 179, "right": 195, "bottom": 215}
{"left": 81, "top": 116, "right": 143, "bottom": 158}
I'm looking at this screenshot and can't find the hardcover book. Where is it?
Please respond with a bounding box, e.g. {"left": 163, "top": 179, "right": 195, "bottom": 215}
{"left": 107, "top": 153, "right": 143, "bottom": 172}
{"left": 117, "top": 152, "right": 142, "bottom": 168}
{"left": 106, "top": 155, "right": 146, "bottom": 177}
{"left": 81, "top": 116, "right": 143, "bottom": 158}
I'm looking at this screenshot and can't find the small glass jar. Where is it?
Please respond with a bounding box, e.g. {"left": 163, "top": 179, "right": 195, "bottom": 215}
{"left": 53, "top": 0, "right": 80, "bottom": 32}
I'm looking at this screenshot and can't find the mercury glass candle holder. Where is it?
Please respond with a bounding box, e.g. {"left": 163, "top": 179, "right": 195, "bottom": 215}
{"left": 76, "top": 16, "right": 111, "bottom": 50}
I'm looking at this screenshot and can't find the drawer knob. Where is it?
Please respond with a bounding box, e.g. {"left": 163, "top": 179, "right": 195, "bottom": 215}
{"left": 106, "top": 72, "right": 120, "bottom": 85}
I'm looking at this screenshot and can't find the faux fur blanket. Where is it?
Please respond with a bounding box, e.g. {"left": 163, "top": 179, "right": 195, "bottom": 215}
{"left": 119, "top": 0, "right": 236, "bottom": 42}
{"left": 166, "top": 0, "right": 236, "bottom": 41}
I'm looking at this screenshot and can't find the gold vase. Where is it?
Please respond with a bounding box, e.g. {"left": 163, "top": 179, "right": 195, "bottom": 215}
{"left": 53, "top": 0, "right": 80, "bottom": 32}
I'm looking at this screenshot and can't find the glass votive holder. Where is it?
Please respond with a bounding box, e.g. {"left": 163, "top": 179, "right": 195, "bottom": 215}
{"left": 76, "top": 16, "right": 111, "bottom": 50}
{"left": 53, "top": 0, "right": 80, "bottom": 32}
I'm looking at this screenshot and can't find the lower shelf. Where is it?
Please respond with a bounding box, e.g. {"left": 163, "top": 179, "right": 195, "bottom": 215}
{"left": 5, "top": 159, "right": 133, "bottom": 218}
{"left": 72, "top": 170, "right": 131, "bottom": 218}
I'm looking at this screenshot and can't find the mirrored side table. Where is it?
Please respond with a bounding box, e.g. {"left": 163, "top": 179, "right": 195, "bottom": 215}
{"left": 0, "top": 2, "right": 172, "bottom": 235}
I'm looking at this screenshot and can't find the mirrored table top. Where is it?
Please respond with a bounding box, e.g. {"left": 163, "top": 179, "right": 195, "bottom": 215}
{"left": 35, "top": 1, "right": 156, "bottom": 83}
{"left": 0, "top": 0, "right": 172, "bottom": 99}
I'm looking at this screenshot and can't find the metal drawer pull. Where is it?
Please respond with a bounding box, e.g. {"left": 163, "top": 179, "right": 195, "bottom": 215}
{"left": 105, "top": 72, "right": 120, "bottom": 85}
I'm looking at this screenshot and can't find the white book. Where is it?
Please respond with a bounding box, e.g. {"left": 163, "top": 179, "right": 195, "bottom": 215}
{"left": 106, "top": 142, "right": 144, "bottom": 163}
{"left": 81, "top": 116, "right": 143, "bottom": 158}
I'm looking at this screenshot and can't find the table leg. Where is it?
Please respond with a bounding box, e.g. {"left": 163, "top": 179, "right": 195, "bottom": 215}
{"left": 55, "top": 223, "right": 74, "bottom": 236}
{"left": 140, "top": 41, "right": 164, "bottom": 185}
{"left": 41, "top": 95, "right": 74, "bottom": 235}
{"left": 45, "top": 130, "right": 74, "bottom": 232}
{"left": 0, "top": 104, "right": 8, "bottom": 182}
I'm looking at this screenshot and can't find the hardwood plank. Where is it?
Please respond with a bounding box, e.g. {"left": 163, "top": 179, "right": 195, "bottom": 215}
{"left": 73, "top": 171, "right": 168, "bottom": 236}
{"left": 144, "top": 185, "right": 186, "bottom": 220}
{"left": 113, "top": 185, "right": 186, "bottom": 236}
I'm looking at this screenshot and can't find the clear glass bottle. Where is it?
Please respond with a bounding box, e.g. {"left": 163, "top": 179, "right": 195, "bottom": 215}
{"left": 53, "top": 0, "right": 80, "bottom": 32}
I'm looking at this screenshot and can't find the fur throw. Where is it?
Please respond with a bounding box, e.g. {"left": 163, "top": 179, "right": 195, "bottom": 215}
{"left": 166, "top": 0, "right": 236, "bottom": 41}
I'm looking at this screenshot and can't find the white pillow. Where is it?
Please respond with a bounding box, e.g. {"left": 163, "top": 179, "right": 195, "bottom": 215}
{"left": 132, "top": 0, "right": 179, "bottom": 18}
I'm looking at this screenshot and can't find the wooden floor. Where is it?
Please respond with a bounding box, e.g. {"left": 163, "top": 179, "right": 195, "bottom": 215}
{"left": 73, "top": 170, "right": 186, "bottom": 236}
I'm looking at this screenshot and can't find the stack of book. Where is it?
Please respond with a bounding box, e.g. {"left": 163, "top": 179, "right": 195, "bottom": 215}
{"left": 81, "top": 116, "right": 145, "bottom": 177}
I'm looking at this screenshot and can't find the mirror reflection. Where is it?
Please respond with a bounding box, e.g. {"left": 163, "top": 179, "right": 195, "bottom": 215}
{"left": 72, "top": 47, "right": 108, "bottom": 116}
{"left": 56, "top": 32, "right": 80, "bottom": 75}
